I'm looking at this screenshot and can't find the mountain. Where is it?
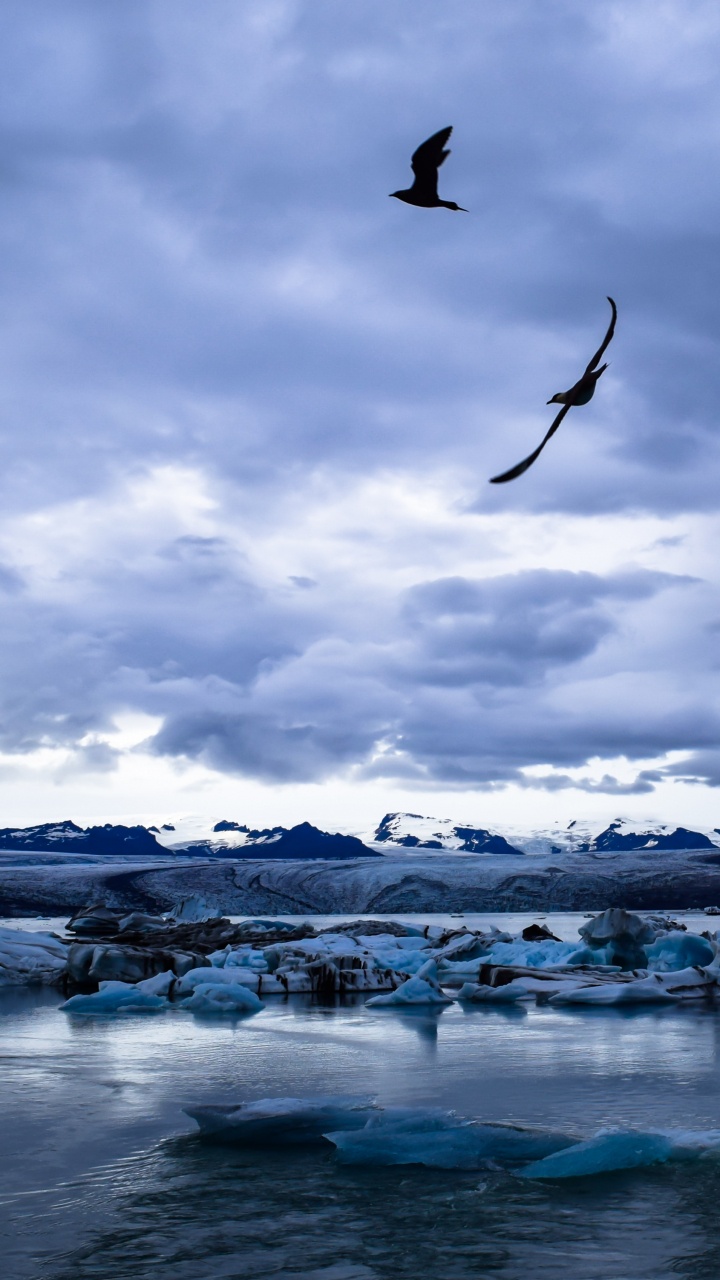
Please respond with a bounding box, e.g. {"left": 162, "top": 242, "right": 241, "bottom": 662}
{"left": 0, "top": 818, "right": 380, "bottom": 862}
{"left": 577, "top": 819, "right": 719, "bottom": 853}
{"left": 163, "top": 821, "right": 381, "bottom": 861}
{"left": 1, "top": 813, "right": 718, "bottom": 865}
{"left": 371, "top": 812, "right": 524, "bottom": 856}
{"left": 0, "top": 821, "right": 162, "bottom": 855}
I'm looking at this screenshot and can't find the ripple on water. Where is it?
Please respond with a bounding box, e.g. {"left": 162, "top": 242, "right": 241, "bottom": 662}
{"left": 31, "top": 1138, "right": 720, "bottom": 1280}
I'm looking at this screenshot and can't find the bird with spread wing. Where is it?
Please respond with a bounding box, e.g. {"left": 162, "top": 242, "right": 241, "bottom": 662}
{"left": 489, "top": 296, "right": 617, "bottom": 484}
{"left": 390, "top": 127, "right": 467, "bottom": 211}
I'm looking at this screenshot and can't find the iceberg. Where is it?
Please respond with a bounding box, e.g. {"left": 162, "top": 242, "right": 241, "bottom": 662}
{"left": 457, "top": 980, "right": 530, "bottom": 1003}
{"left": 520, "top": 1127, "right": 720, "bottom": 1179}
{"left": 365, "top": 960, "right": 452, "bottom": 1007}
{"left": 179, "top": 982, "right": 265, "bottom": 1015}
{"left": 61, "top": 979, "right": 168, "bottom": 1015}
{"left": 185, "top": 1096, "right": 376, "bottom": 1143}
{"left": 327, "top": 1115, "right": 576, "bottom": 1169}
{"left": 645, "top": 931, "right": 715, "bottom": 972}
{"left": 548, "top": 975, "right": 678, "bottom": 1006}
{"left": 0, "top": 926, "right": 68, "bottom": 985}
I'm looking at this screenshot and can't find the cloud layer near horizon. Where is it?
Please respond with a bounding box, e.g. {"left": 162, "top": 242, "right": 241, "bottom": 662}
{"left": 1, "top": 0, "right": 720, "bottom": 808}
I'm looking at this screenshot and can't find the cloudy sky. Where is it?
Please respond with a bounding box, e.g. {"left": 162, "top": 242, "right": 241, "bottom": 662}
{"left": 1, "top": 0, "right": 720, "bottom": 835}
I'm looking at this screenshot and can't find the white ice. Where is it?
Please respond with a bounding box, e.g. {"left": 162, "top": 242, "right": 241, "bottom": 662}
{"left": 548, "top": 975, "right": 678, "bottom": 1005}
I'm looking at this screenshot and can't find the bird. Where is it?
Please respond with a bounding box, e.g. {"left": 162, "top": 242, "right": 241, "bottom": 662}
{"left": 489, "top": 296, "right": 617, "bottom": 484}
{"left": 390, "top": 127, "right": 467, "bottom": 211}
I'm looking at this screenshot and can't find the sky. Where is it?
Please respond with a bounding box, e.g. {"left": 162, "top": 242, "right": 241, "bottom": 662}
{"left": 1, "top": 0, "right": 720, "bottom": 836}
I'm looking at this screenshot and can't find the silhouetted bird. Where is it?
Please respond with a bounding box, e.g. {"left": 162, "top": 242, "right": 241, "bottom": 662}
{"left": 489, "top": 297, "right": 617, "bottom": 484}
{"left": 390, "top": 127, "right": 467, "bottom": 211}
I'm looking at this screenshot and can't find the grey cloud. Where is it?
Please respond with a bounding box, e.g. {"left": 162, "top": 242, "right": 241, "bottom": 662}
{"left": 3, "top": 2, "right": 720, "bottom": 517}
{"left": 1, "top": 2, "right": 720, "bottom": 802}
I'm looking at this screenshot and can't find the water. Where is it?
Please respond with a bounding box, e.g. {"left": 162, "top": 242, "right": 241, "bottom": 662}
{"left": 3, "top": 913, "right": 720, "bottom": 1278}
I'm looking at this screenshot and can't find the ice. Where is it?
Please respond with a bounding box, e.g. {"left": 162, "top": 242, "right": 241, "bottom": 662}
{"left": 175, "top": 965, "right": 259, "bottom": 995}
{"left": 61, "top": 980, "right": 167, "bottom": 1015}
{"left": 185, "top": 1096, "right": 377, "bottom": 1143}
{"left": 365, "top": 960, "right": 452, "bottom": 1006}
{"left": 482, "top": 939, "right": 591, "bottom": 968}
{"left": 167, "top": 894, "right": 218, "bottom": 923}
{"left": 0, "top": 925, "right": 68, "bottom": 985}
{"left": 579, "top": 908, "right": 656, "bottom": 968}
{"left": 548, "top": 975, "right": 678, "bottom": 1005}
{"left": 327, "top": 1114, "right": 576, "bottom": 1169}
{"left": 645, "top": 931, "right": 715, "bottom": 971}
{"left": 457, "top": 980, "right": 531, "bottom": 1002}
{"left": 179, "top": 981, "right": 265, "bottom": 1015}
{"left": 520, "top": 1128, "right": 720, "bottom": 1179}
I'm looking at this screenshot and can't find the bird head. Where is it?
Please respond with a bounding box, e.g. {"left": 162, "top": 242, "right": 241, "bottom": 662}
{"left": 389, "top": 191, "right": 405, "bottom": 201}
{"left": 546, "top": 392, "right": 565, "bottom": 405}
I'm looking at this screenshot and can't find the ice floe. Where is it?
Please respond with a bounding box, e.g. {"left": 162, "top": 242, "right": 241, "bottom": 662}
{"left": 185, "top": 1096, "right": 377, "bottom": 1143}
{"left": 186, "top": 1095, "right": 720, "bottom": 1181}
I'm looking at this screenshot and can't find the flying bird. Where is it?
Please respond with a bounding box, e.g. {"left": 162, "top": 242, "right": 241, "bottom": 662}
{"left": 489, "top": 296, "right": 617, "bottom": 484}
{"left": 390, "top": 127, "right": 467, "bottom": 211}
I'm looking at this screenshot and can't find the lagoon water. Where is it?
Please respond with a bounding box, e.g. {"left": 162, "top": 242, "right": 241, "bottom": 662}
{"left": 3, "top": 913, "right": 720, "bottom": 1278}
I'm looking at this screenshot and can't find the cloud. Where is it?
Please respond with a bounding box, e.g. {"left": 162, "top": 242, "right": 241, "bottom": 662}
{"left": 0, "top": 2, "right": 720, "bottom": 813}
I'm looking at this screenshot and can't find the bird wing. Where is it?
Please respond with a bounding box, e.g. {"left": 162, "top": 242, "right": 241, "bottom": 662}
{"left": 489, "top": 403, "right": 571, "bottom": 484}
{"left": 584, "top": 296, "right": 617, "bottom": 374}
{"left": 410, "top": 127, "right": 453, "bottom": 196}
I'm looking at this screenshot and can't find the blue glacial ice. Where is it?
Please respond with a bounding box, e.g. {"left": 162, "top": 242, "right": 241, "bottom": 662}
{"left": 365, "top": 959, "right": 453, "bottom": 1006}
{"left": 185, "top": 1096, "right": 377, "bottom": 1143}
{"left": 327, "top": 1116, "right": 576, "bottom": 1169}
{"left": 179, "top": 981, "right": 265, "bottom": 1015}
{"left": 61, "top": 978, "right": 169, "bottom": 1015}
{"left": 520, "top": 1127, "right": 720, "bottom": 1178}
{"left": 645, "top": 931, "right": 715, "bottom": 971}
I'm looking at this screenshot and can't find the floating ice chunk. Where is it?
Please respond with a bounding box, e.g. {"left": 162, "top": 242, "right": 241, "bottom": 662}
{"left": 328, "top": 1117, "right": 576, "bottom": 1169}
{"left": 645, "top": 931, "right": 715, "bottom": 972}
{"left": 365, "top": 960, "right": 452, "bottom": 1007}
{"left": 174, "top": 966, "right": 258, "bottom": 996}
{"left": 179, "top": 982, "right": 264, "bottom": 1015}
{"left": 548, "top": 975, "right": 678, "bottom": 1005}
{"left": 0, "top": 926, "right": 68, "bottom": 985}
{"left": 61, "top": 980, "right": 167, "bottom": 1015}
{"left": 457, "top": 980, "right": 530, "bottom": 1003}
{"left": 136, "top": 969, "right": 176, "bottom": 997}
{"left": 521, "top": 1131, "right": 675, "bottom": 1178}
{"left": 186, "top": 1096, "right": 376, "bottom": 1143}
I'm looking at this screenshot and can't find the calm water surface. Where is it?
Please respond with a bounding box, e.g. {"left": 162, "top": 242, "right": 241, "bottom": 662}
{"left": 2, "top": 912, "right": 720, "bottom": 1279}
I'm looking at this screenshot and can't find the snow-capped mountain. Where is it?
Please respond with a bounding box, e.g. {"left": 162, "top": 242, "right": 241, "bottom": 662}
{"left": 365, "top": 813, "right": 720, "bottom": 856}
{"left": 368, "top": 812, "right": 525, "bottom": 856}
{"left": 0, "top": 813, "right": 718, "bottom": 865}
{"left": 0, "top": 818, "right": 380, "bottom": 862}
